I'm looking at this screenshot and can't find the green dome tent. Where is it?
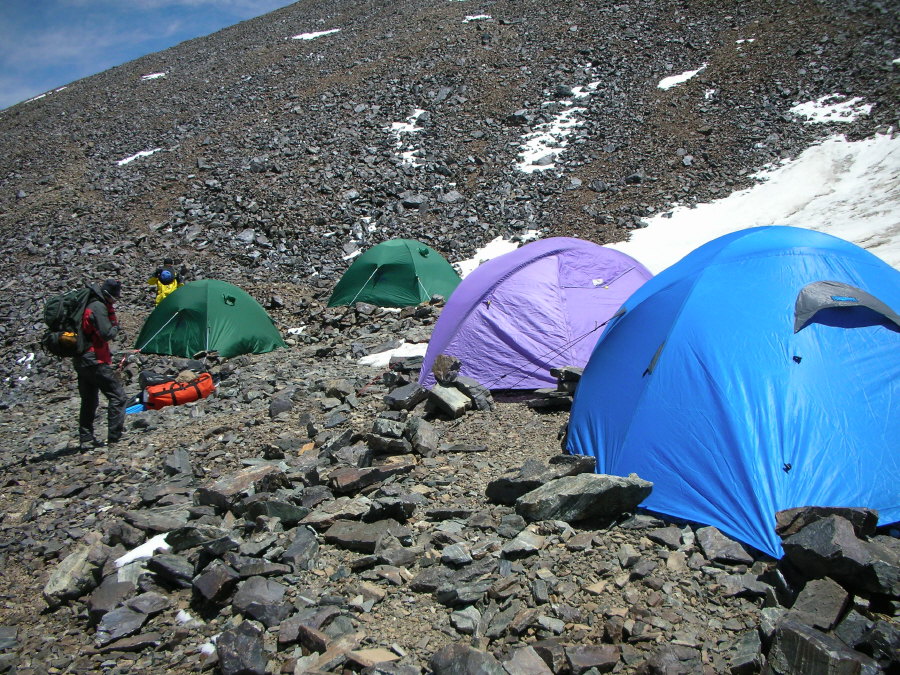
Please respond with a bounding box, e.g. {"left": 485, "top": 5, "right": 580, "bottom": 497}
{"left": 135, "top": 280, "right": 287, "bottom": 359}
{"left": 328, "top": 239, "right": 461, "bottom": 307}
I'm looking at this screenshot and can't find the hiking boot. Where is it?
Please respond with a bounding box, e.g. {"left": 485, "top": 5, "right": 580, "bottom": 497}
{"left": 79, "top": 439, "right": 106, "bottom": 450}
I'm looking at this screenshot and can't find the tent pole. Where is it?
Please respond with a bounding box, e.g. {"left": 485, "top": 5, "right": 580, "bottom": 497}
{"left": 348, "top": 266, "right": 380, "bottom": 305}
{"left": 485, "top": 321, "right": 609, "bottom": 390}
{"left": 135, "top": 310, "right": 182, "bottom": 353}
{"left": 416, "top": 276, "right": 431, "bottom": 302}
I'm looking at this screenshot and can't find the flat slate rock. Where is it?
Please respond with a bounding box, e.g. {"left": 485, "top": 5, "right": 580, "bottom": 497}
{"left": 767, "top": 619, "right": 881, "bottom": 675}
{"left": 696, "top": 526, "right": 755, "bottom": 565}
{"left": 430, "top": 643, "right": 506, "bottom": 674}
{"left": 788, "top": 577, "right": 849, "bottom": 631}
{"left": 515, "top": 472, "right": 652, "bottom": 523}
{"left": 195, "top": 464, "right": 290, "bottom": 511}
{"left": 782, "top": 515, "right": 900, "bottom": 596}
{"left": 775, "top": 506, "right": 879, "bottom": 539}
{"left": 43, "top": 542, "right": 100, "bottom": 610}
{"left": 94, "top": 606, "right": 147, "bottom": 647}
{"left": 217, "top": 620, "right": 267, "bottom": 675}
{"left": 486, "top": 455, "right": 597, "bottom": 506}
{"left": 323, "top": 519, "right": 409, "bottom": 554}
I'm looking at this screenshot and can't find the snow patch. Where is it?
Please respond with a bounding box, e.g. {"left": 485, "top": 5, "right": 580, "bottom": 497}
{"left": 389, "top": 109, "right": 426, "bottom": 167}
{"left": 515, "top": 81, "right": 600, "bottom": 173}
{"left": 789, "top": 94, "right": 872, "bottom": 124}
{"left": 114, "top": 533, "right": 171, "bottom": 567}
{"left": 658, "top": 64, "right": 707, "bottom": 90}
{"left": 453, "top": 230, "right": 541, "bottom": 278}
{"left": 25, "top": 86, "right": 66, "bottom": 103}
{"left": 141, "top": 72, "right": 167, "bottom": 80}
{"left": 463, "top": 15, "right": 491, "bottom": 22}
{"left": 199, "top": 634, "right": 219, "bottom": 655}
{"left": 116, "top": 148, "right": 163, "bottom": 165}
{"left": 292, "top": 28, "right": 341, "bottom": 40}
{"left": 608, "top": 134, "right": 900, "bottom": 273}
{"left": 358, "top": 342, "right": 429, "bottom": 368}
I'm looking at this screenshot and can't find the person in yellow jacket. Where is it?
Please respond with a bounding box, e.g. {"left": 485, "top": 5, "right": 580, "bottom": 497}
{"left": 147, "top": 258, "right": 185, "bottom": 305}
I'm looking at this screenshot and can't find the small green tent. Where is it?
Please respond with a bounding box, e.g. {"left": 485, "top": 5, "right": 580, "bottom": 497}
{"left": 328, "top": 239, "right": 461, "bottom": 307}
{"left": 135, "top": 280, "right": 287, "bottom": 359}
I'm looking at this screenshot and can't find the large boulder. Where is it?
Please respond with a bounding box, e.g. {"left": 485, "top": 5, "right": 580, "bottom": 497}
{"left": 194, "top": 465, "right": 290, "bottom": 512}
{"left": 781, "top": 515, "right": 900, "bottom": 596}
{"left": 486, "top": 455, "right": 596, "bottom": 505}
{"left": 515, "top": 473, "right": 652, "bottom": 523}
{"left": 766, "top": 619, "right": 880, "bottom": 675}
{"left": 43, "top": 535, "right": 105, "bottom": 609}
{"left": 216, "top": 620, "right": 267, "bottom": 675}
{"left": 775, "top": 506, "right": 879, "bottom": 539}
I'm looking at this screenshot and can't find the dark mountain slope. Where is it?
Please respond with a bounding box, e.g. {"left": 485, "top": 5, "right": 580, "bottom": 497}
{"left": 0, "top": 0, "right": 896, "bottom": 387}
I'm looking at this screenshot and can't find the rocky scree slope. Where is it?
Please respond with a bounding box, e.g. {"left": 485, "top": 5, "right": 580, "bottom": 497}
{"left": 0, "top": 300, "right": 896, "bottom": 675}
{"left": 0, "top": 0, "right": 896, "bottom": 381}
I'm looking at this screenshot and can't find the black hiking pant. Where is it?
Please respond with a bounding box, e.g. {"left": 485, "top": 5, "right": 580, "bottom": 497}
{"left": 76, "top": 363, "right": 127, "bottom": 444}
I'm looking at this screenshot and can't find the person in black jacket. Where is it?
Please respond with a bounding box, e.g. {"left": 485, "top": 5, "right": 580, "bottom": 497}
{"left": 76, "top": 279, "right": 127, "bottom": 449}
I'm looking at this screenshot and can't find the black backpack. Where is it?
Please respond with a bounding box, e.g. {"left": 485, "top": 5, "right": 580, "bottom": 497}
{"left": 41, "top": 287, "right": 93, "bottom": 357}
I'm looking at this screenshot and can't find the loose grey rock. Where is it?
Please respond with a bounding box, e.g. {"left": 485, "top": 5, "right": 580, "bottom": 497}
{"left": 515, "top": 473, "right": 652, "bottom": 523}
{"left": 782, "top": 516, "right": 900, "bottom": 595}
{"left": 323, "top": 519, "right": 409, "bottom": 554}
{"left": 452, "top": 376, "right": 493, "bottom": 411}
{"left": 787, "top": 576, "right": 849, "bottom": 631}
{"left": 565, "top": 644, "right": 620, "bottom": 673}
{"left": 87, "top": 576, "right": 135, "bottom": 624}
{"left": 146, "top": 553, "right": 195, "bottom": 588}
{"left": 696, "top": 526, "right": 755, "bottom": 565}
{"left": 432, "top": 354, "right": 461, "bottom": 384}
{"left": 775, "top": 506, "right": 879, "bottom": 539}
{"left": 217, "top": 620, "right": 267, "bottom": 675}
{"left": 0, "top": 626, "right": 17, "bottom": 651}
{"left": 280, "top": 526, "right": 320, "bottom": 571}
{"left": 449, "top": 605, "right": 481, "bottom": 635}
{"left": 384, "top": 383, "right": 428, "bottom": 411}
{"left": 195, "top": 464, "right": 290, "bottom": 512}
{"left": 192, "top": 561, "right": 240, "bottom": 603}
{"left": 504, "top": 645, "right": 554, "bottom": 674}
{"left": 486, "top": 455, "right": 596, "bottom": 505}
{"left": 232, "top": 576, "right": 290, "bottom": 627}
{"left": 428, "top": 384, "right": 472, "bottom": 419}
{"left": 766, "top": 620, "right": 880, "bottom": 675}
{"left": 430, "top": 643, "right": 506, "bottom": 674}
{"left": 94, "top": 606, "right": 148, "bottom": 647}
{"left": 43, "top": 541, "right": 102, "bottom": 609}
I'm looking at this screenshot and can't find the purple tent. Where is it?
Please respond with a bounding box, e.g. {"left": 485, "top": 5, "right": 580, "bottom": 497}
{"left": 419, "top": 237, "right": 652, "bottom": 390}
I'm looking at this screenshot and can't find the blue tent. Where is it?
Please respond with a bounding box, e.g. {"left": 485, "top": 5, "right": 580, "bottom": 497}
{"left": 566, "top": 226, "right": 900, "bottom": 558}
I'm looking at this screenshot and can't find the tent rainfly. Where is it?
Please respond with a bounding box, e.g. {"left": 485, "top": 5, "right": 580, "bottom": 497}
{"left": 328, "top": 239, "right": 461, "bottom": 308}
{"left": 419, "top": 237, "right": 652, "bottom": 389}
{"left": 135, "top": 279, "right": 287, "bottom": 359}
{"left": 566, "top": 226, "right": 900, "bottom": 558}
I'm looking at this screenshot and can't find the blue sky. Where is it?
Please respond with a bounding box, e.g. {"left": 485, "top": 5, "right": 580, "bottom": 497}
{"left": 0, "top": 0, "right": 296, "bottom": 110}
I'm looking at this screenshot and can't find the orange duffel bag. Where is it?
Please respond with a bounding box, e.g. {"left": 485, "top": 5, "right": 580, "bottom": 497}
{"left": 144, "top": 373, "right": 215, "bottom": 410}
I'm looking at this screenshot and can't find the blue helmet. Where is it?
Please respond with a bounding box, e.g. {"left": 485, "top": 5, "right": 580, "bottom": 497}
{"left": 159, "top": 268, "right": 174, "bottom": 283}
